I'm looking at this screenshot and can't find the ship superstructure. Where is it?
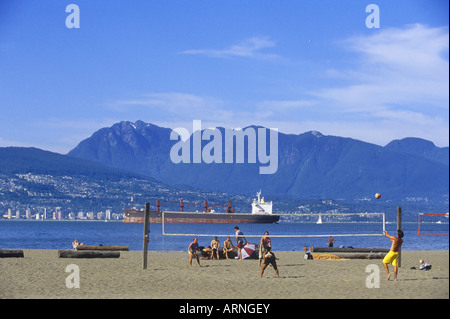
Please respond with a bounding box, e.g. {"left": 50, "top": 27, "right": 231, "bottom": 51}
{"left": 123, "top": 191, "right": 279, "bottom": 224}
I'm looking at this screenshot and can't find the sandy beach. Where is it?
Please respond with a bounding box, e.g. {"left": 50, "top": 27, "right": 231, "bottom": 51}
{"left": 0, "top": 249, "right": 448, "bottom": 299}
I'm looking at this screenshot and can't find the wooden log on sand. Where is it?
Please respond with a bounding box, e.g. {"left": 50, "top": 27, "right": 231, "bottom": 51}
{"left": 311, "top": 247, "right": 389, "bottom": 253}
{"left": 76, "top": 245, "right": 129, "bottom": 251}
{"left": 58, "top": 250, "right": 120, "bottom": 258}
{"left": 333, "top": 252, "right": 386, "bottom": 259}
{"left": 0, "top": 249, "right": 24, "bottom": 258}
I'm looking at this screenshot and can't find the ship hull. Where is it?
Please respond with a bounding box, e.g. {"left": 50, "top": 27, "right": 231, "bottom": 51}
{"left": 123, "top": 210, "right": 279, "bottom": 224}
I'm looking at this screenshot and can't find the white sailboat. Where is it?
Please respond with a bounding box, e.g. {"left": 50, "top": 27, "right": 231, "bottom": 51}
{"left": 316, "top": 214, "right": 323, "bottom": 224}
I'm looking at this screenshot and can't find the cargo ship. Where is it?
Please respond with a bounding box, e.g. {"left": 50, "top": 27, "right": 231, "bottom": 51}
{"left": 122, "top": 191, "right": 280, "bottom": 224}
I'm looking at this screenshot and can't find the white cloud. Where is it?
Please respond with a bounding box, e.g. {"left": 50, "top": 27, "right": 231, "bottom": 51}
{"left": 180, "top": 36, "right": 280, "bottom": 60}
{"left": 318, "top": 24, "right": 449, "bottom": 111}
{"left": 112, "top": 92, "right": 234, "bottom": 122}
{"left": 258, "top": 100, "right": 316, "bottom": 110}
{"left": 347, "top": 24, "right": 448, "bottom": 74}
{"left": 103, "top": 25, "right": 449, "bottom": 147}
{"left": 259, "top": 24, "right": 449, "bottom": 146}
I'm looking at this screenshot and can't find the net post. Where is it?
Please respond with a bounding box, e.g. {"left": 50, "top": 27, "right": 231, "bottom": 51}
{"left": 418, "top": 213, "right": 422, "bottom": 235}
{"left": 162, "top": 211, "right": 166, "bottom": 235}
{"left": 417, "top": 213, "right": 449, "bottom": 235}
{"left": 142, "top": 202, "right": 150, "bottom": 270}
{"left": 397, "top": 206, "right": 402, "bottom": 268}
{"left": 161, "top": 211, "right": 165, "bottom": 250}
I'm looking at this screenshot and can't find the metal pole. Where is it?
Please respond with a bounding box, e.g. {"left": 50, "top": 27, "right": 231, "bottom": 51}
{"left": 161, "top": 211, "right": 165, "bottom": 250}
{"left": 143, "top": 202, "right": 150, "bottom": 270}
{"left": 397, "top": 206, "right": 402, "bottom": 268}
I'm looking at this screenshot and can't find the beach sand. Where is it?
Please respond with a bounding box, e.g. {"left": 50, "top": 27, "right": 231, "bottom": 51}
{"left": 0, "top": 249, "right": 448, "bottom": 299}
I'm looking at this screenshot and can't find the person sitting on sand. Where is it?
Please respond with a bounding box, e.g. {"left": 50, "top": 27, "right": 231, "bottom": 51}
{"left": 188, "top": 237, "right": 201, "bottom": 267}
{"left": 223, "top": 236, "right": 234, "bottom": 259}
{"left": 72, "top": 238, "right": 83, "bottom": 249}
{"left": 303, "top": 245, "right": 313, "bottom": 260}
{"left": 260, "top": 247, "right": 279, "bottom": 279}
{"left": 382, "top": 230, "right": 404, "bottom": 281}
{"left": 210, "top": 236, "right": 221, "bottom": 260}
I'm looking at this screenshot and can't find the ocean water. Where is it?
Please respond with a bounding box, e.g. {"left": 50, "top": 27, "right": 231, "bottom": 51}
{"left": 0, "top": 220, "right": 448, "bottom": 251}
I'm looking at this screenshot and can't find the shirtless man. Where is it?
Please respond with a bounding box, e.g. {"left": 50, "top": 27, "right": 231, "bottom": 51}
{"left": 382, "top": 230, "right": 404, "bottom": 281}
{"left": 327, "top": 236, "right": 336, "bottom": 247}
{"left": 223, "top": 236, "right": 234, "bottom": 259}
{"left": 210, "top": 236, "right": 221, "bottom": 260}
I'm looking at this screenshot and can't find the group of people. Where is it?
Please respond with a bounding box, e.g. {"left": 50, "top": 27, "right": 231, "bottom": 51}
{"left": 188, "top": 226, "right": 405, "bottom": 281}
{"left": 187, "top": 226, "right": 279, "bottom": 278}
{"left": 193, "top": 235, "right": 235, "bottom": 261}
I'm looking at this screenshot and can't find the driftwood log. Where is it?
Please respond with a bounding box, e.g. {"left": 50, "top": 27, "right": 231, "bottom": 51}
{"left": 332, "top": 252, "right": 386, "bottom": 259}
{"left": 58, "top": 250, "right": 120, "bottom": 258}
{"left": 311, "top": 247, "right": 389, "bottom": 253}
{"left": 76, "top": 245, "right": 129, "bottom": 251}
{"left": 0, "top": 249, "right": 24, "bottom": 258}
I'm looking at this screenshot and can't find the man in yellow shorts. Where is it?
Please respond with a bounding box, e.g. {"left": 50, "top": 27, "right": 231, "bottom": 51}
{"left": 382, "top": 230, "right": 404, "bottom": 281}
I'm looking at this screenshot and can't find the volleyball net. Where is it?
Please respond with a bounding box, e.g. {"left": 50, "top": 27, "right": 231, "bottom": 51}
{"left": 417, "top": 213, "right": 449, "bottom": 235}
{"left": 161, "top": 212, "right": 386, "bottom": 238}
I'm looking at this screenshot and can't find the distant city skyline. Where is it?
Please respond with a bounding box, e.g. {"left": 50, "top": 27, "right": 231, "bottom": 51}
{"left": 1, "top": 206, "right": 120, "bottom": 221}
{"left": 0, "top": 0, "right": 448, "bottom": 154}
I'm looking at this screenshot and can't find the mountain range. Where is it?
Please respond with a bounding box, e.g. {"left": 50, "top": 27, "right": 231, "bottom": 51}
{"left": 1, "top": 120, "right": 448, "bottom": 219}
{"left": 67, "top": 120, "right": 449, "bottom": 202}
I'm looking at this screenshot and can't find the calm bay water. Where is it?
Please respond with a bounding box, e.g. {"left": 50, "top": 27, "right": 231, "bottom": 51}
{"left": 0, "top": 220, "right": 448, "bottom": 251}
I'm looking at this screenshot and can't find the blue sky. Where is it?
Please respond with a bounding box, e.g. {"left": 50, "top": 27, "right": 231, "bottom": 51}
{"left": 0, "top": 0, "right": 448, "bottom": 153}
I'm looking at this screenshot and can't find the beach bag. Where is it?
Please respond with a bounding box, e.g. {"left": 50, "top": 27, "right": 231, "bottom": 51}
{"left": 420, "top": 263, "right": 432, "bottom": 270}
